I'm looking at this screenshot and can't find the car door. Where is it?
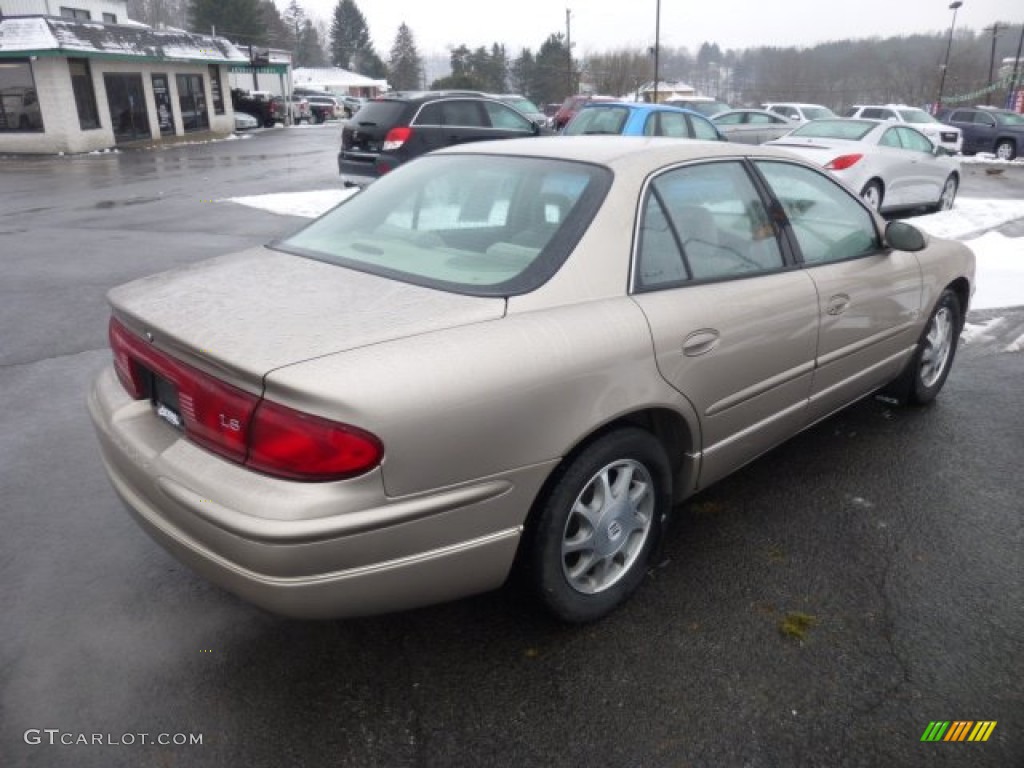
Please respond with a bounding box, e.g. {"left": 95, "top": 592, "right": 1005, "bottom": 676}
{"left": 629, "top": 160, "right": 820, "bottom": 488}
{"left": 894, "top": 126, "right": 945, "bottom": 205}
{"left": 968, "top": 110, "right": 998, "bottom": 153}
{"left": 874, "top": 126, "right": 921, "bottom": 207}
{"left": 753, "top": 160, "right": 923, "bottom": 423}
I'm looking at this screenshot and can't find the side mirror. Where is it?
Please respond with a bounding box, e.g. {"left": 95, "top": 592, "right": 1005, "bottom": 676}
{"left": 531, "top": 120, "right": 542, "bottom": 135}
{"left": 885, "top": 220, "right": 928, "bottom": 252}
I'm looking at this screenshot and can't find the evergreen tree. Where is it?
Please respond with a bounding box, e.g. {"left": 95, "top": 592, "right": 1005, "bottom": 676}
{"left": 388, "top": 23, "right": 424, "bottom": 91}
{"left": 188, "top": 0, "right": 266, "bottom": 44}
{"left": 259, "top": 0, "right": 293, "bottom": 49}
{"left": 330, "top": 0, "right": 371, "bottom": 69}
{"left": 296, "top": 19, "right": 327, "bottom": 67}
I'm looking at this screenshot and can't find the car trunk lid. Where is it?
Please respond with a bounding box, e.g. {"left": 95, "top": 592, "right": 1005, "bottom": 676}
{"left": 109, "top": 247, "right": 506, "bottom": 389}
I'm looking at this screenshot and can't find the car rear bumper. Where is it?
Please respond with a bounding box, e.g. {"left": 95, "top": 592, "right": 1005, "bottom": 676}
{"left": 337, "top": 152, "right": 380, "bottom": 186}
{"left": 88, "top": 367, "right": 552, "bottom": 618}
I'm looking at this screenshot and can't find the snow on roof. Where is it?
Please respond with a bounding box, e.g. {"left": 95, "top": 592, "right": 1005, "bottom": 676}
{"left": 0, "top": 17, "right": 247, "bottom": 63}
{"left": 292, "top": 67, "right": 386, "bottom": 88}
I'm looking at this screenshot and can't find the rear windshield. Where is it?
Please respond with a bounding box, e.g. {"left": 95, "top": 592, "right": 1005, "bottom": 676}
{"left": 565, "top": 106, "right": 629, "bottom": 135}
{"left": 789, "top": 119, "right": 875, "bottom": 140}
{"left": 347, "top": 100, "right": 407, "bottom": 127}
{"left": 277, "top": 155, "right": 612, "bottom": 297}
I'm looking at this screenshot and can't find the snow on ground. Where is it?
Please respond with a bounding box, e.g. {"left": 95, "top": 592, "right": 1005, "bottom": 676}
{"left": 225, "top": 191, "right": 1024, "bottom": 310}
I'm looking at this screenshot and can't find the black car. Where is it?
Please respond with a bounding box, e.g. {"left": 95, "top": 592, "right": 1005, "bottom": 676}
{"left": 936, "top": 106, "right": 1024, "bottom": 161}
{"left": 337, "top": 93, "right": 547, "bottom": 187}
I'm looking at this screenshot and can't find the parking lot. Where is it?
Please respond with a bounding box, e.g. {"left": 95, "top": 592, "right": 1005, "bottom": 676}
{"left": 1, "top": 125, "right": 1022, "bottom": 767}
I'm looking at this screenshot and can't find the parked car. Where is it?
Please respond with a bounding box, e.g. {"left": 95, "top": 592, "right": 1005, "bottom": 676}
{"left": 88, "top": 137, "right": 974, "bottom": 623}
{"left": 231, "top": 89, "right": 287, "bottom": 127}
{"left": 552, "top": 93, "right": 616, "bottom": 130}
{"left": 563, "top": 101, "right": 724, "bottom": 141}
{"left": 489, "top": 93, "right": 547, "bottom": 126}
{"left": 662, "top": 96, "right": 731, "bottom": 117}
{"left": 295, "top": 89, "right": 343, "bottom": 122}
{"left": 289, "top": 94, "right": 312, "bottom": 124}
{"left": 763, "top": 102, "right": 836, "bottom": 122}
{"left": 935, "top": 105, "right": 1024, "bottom": 160}
{"left": 232, "top": 111, "right": 259, "bottom": 131}
{"left": 337, "top": 93, "right": 548, "bottom": 187}
{"left": 711, "top": 108, "right": 795, "bottom": 144}
{"left": 767, "top": 118, "right": 960, "bottom": 213}
{"left": 843, "top": 104, "right": 962, "bottom": 153}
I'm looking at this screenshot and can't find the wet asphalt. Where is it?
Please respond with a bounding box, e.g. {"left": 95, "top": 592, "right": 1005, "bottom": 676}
{"left": 1, "top": 126, "right": 1021, "bottom": 767}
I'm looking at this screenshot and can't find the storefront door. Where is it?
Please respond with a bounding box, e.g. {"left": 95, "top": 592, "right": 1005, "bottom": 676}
{"left": 103, "top": 73, "right": 150, "bottom": 143}
{"left": 176, "top": 74, "right": 209, "bottom": 132}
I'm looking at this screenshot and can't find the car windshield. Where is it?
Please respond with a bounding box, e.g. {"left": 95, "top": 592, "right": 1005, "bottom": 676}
{"left": 994, "top": 111, "right": 1024, "bottom": 126}
{"left": 897, "top": 109, "right": 937, "bottom": 124}
{"left": 789, "top": 119, "right": 876, "bottom": 140}
{"left": 503, "top": 97, "right": 541, "bottom": 114}
{"left": 802, "top": 107, "right": 835, "bottom": 120}
{"left": 277, "top": 155, "right": 612, "bottom": 296}
{"left": 564, "top": 106, "right": 630, "bottom": 135}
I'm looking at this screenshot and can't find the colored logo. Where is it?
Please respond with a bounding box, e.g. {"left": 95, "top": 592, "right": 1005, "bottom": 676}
{"left": 921, "top": 721, "right": 997, "bottom": 742}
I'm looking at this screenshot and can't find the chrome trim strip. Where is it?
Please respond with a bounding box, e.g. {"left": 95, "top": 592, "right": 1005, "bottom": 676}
{"left": 706, "top": 362, "right": 815, "bottom": 416}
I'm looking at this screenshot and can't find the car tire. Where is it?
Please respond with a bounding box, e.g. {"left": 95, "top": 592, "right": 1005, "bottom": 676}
{"left": 860, "top": 181, "right": 883, "bottom": 211}
{"left": 524, "top": 428, "right": 671, "bottom": 623}
{"left": 885, "top": 290, "right": 961, "bottom": 406}
{"left": 994, "top": 139, "right": 1016, "bottom": 161}
{"left": 934, "top": 175, "right": 958, "bottom": 212}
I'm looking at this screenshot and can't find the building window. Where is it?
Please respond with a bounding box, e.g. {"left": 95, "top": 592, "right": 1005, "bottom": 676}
{"left": 102, "top": 13, "right": 117, "bottom": 23}
{"left": 60, "top": 7, "right": 92, "bottom": 20}
{"left": 0, "top": 59, "right": 44, "bottom": 132}
{"left": 208, "top": 65, "right": 225, "bottom": 114}
{"left": 68, "top": 58, "right": 100, "bottom": 130}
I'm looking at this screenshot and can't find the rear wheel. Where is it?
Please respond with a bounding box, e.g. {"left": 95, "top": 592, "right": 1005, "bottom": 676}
{"left": 860, "top": 181, "right": 883, "bottom": 211}
{"left": 995, "top": 139, "right": 1016, "bottom": 161}
{"left": 525, "top": 428, "right": 671, "bottom": 623}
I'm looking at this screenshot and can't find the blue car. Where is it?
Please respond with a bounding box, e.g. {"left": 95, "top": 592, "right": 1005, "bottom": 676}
{"left": 562, "top": 101, "right": 725, "bottom": 141}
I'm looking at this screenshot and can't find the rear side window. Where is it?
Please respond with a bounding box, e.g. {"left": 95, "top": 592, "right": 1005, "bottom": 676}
{"left": 635, "top": 161, "right": 784, "bottom": 289}
{"left": 644, "top": 111, "right": 689, "bottom": 137}
{"left": 415, "top": 100, "right": 485, "bottom": 127}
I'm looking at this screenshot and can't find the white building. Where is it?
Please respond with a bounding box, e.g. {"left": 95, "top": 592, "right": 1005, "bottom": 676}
{"left": 0, "top": 0, "right": 249, "bottom": 153}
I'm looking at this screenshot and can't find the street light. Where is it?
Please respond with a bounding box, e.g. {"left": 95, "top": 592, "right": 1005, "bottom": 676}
{"left": 936, "top": 0, "right": 963, "bottom": 110}
{"left": 653, "top": 0, "right": 661, "bottom": 103}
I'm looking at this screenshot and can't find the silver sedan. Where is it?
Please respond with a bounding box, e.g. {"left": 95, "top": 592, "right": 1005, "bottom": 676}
{"left": 89, "top": 138, "right": 974, "bottom": 623}
{"left": 712, "top": 108, "right": 795, "bottom": 144}
{"left": 767, "top": 118, "right": 961, "bottom": 213}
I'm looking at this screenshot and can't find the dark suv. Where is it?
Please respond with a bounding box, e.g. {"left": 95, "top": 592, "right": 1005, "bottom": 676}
{"left": 338, "top": 93, "right": 547, "bottom": 186}
{"left": 935, "top": 106, "right": 1024, "bottom": 161}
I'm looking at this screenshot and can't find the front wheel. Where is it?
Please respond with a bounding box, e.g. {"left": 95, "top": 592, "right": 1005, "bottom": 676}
{"left": 524, "top": 428, "right": 671, "bottom": 623}
{"left": 934, "top": 175, "right": 958, "bottom": 212}
{"left": 896, "top": 290, "right": 961, "bottom": 405}
{"left": 860, "top": 181, "right": 883, "bottom": 211}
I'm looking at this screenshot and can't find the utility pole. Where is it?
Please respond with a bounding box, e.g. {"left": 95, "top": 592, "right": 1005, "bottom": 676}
{"left": 565, "top": 9, "right": 573, "bottom": 95}
{"left": 984, "top": 22, "right": 1003, "bottom": 85}
{"left": 1010, "top": 23, "right": 1024, "bottom": 110}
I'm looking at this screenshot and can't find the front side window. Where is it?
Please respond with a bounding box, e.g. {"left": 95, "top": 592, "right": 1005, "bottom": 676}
{"left": 645, "top": 111, "right": 689, "bottom": 137}
{"left": 993, "top": 111, "right": 1024, "bottom": 126}
{"left": 0, "top": 59, "right": 44, "bottom": 132}
{"left": 895, "top": 126, "right": 934, "bottom": 153}
{"left": 755, "top": 161, "right": 880, "bottom": 265}
{"left": 279, "top": 155, "right": 611, "bottom": 296}
{"left": 689, "top": 114, "right": 720, "bottom": 140}
{"left": 636, "top": 161, "right": 784, "bottom": 289}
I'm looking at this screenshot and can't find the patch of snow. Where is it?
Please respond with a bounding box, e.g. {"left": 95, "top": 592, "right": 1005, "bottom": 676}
{"left": 226, "top": 189, "right": 358, "bottom": 219}
{"left": 962, "top": 316, "right": 1005, "bottom": 345}
{"left": 961, "top": 232, "right": 1024, "bottom": 310}
{"left": 910, "top": 198, "right": 1024, "bottom": 240}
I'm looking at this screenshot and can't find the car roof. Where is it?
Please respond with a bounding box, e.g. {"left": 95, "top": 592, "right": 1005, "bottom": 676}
{"left": 763, "top": 102, "right": 828, "bottom": 108}
{"left": 579, "top": 101, "right": 706, "bottom": 116}
{"left": 433, "top": 135, "right": 802, "bottom": 170}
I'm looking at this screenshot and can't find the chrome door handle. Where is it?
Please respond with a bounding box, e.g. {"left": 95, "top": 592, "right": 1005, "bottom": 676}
{"left": 826, "top": 294, "right": 850, "bottom": 316}
{"left": 683, "top": 329, "right": 720, "bottom": 357}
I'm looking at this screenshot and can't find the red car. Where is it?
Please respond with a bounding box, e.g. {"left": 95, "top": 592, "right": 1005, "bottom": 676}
{"left": 552, "top": 94, "right": 615, "bottom": 131}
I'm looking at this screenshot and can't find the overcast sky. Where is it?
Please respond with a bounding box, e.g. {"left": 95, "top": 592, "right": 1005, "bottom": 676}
{"left": 290, "top": 0, "right": 1022, "bottom": 57}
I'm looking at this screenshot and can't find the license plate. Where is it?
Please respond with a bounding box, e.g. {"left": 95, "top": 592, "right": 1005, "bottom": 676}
{"left": 150, "top": 372, "right": 184, "bottom": 431}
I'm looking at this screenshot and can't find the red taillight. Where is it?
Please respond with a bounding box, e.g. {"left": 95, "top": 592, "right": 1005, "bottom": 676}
{"left": 247, "top": 400, "right": 383, "bottom": 481}
{"left": 107, "top": 317, "right": 382, "bottom": 481}
{"left": 825, "top": 154, "right": 863, "bottom": 171}
{"left": 382, "top": 125, "right": 412, "bottom": 150}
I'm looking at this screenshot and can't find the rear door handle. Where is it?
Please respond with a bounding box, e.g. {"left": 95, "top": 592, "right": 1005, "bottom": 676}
{"left": 683, "top": 329, "right": 720, "bottom": 357}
